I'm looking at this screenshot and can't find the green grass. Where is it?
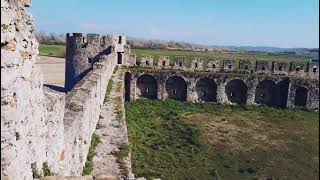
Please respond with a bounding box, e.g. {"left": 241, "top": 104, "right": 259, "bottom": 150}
{"left": 125, "top": 99, "right": 319, "bottom": 180}
{"left": 112, "top": 144, "right": 131, "bottom": 176}
{"left": 39, "top": 44, "right": 65, "bottom": 57}
{"left": 38, "top": 44, "right": 311, "bottom": 64}
{"left": 104, "top": 79, "right": 113, "bottom": 102}
{"left": 82, "top": 133, "right": 101, "bottom": 175}
{"left": 42, "top": 162, "right": 54, "bottom": 176}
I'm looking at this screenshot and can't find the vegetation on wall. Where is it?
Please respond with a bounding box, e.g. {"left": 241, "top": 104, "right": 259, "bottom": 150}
{"left": 82, "top": 133, "right": 101, "bottom": 175}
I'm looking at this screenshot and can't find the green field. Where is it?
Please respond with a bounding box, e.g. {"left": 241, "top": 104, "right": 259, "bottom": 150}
{"left": 39, "top": 44, "right": 65, "bottom": 57}
{"left": 126, "top": 99, "right": 319, "bottom": 180}
{"left": 38, "top": 44, "right": 314, "bottom": 66}
{"left": 131, "top": 48, "right": 311, "bottom": 67}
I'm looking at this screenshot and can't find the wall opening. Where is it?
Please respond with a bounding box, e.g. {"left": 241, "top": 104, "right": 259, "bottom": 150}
{"left": 195, "top": 78, "right": 217, "bottom": 102}
{"left": 254, "top": 80, "right": 278, "bottom": 107}
{"left": 277, "top": 79, "right": 290, "bottom": 108}
{"left": 261, "top": 66, "right": 265, "bottom": 71}
{"left": 278, "top": 66, "right": 283, "bottom": 71}
{"left": 162, "top": 61, "right": 166, "bottom": 66}
{"left": 117, "top": 52, "right": 123, "bottom": 64}
{"left": 228, "top": 64, "right": 232, "bottom": 69}
{"left": 295, "top": 66, "right": 300, "bottom": 72}
{"left": 179, "top": 62, "right": 183, "bottom": 67}
{"left": 118, "top": 36, "right": 122, "bottom": 44}
{"left": 88, "top": 58, "right": 92, "bottom": 64}
{"left": 225, "top": 79, "right": 248, "bottom": 104}
{"left": 244, "top": 65, "right": 249, "bottom": 70}
{"left": 195, "top": 63, "right": 198, "bottom": 68}
{"left": 137, "top": 74, "right": 158, "bottom": 99}
{"left": 313, "top": 66, "right": 317, "bottom": 73}
{"left": 165, "top": 76, "right": 187, "bottom": 101}
{"left": 294, "top": 87, "right": 308, "bottom": 107}
{"left": 124, "top": 72, "right": 131, "bottom": 101}
{"left": 212, "top": 64, "right": 216, "bottom": 68}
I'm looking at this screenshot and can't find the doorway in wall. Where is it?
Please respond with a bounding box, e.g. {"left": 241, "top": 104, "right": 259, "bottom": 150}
{"left": 117, "top": 52, "right": 123, "bottom": 64}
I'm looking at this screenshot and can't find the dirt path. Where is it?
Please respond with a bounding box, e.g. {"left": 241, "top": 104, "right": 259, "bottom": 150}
{"left": 91, "top": 66, "right": 134, "bottom": 180}
{"left": 36, "top": 55, "right": 65, "bottom": 88}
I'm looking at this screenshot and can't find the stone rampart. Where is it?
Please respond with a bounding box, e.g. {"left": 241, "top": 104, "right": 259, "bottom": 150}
{"left": 62, "top": 53, "right": 117, "bottom": 175}
{"left": 125, "top": 69, "right": 319, "bottom": 110}
{"left": 126, "top": 55, "right": 319, "bottom": 80}
{"left": 1, "top": 0, "right": 118, "bottom": 179}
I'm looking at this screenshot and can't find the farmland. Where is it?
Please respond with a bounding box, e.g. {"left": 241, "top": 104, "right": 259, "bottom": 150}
{"left": 38, "top": 44, "right": 316, "bottom": 67}
{"left": 39, "top": 44, "right": 65, "bottom": 57}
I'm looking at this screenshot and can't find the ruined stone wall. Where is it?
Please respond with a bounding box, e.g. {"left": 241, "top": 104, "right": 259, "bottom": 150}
{"left": 1, "top": 0, "right": 66, "bottom": 179}
{"left": 65, "top": 33, "right": 128, "bottom": 91}
{"left": 130, "top": 55, "right": 319, "bottom": 80}
{"left": 2, "top": 0, "right": 44, "bottom": 178}
{"left": 1, "top": 1, "right": 119, "bottom": 179}
{"left": 62, "top": 53, "right": 117, "bottom": 175}
{"left": 126, "top": 69, "right": 319, "bottom": 110}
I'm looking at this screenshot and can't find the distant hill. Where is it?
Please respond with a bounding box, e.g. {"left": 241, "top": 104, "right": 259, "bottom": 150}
{"left": 227, "top": 46, "right": 319, "bottom": 54}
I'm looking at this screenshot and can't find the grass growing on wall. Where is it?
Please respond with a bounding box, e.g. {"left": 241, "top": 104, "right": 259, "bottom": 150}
{"left": 125, "top": 99, "right": 319, "bottom": 180}
{"left": 104, "top": 79, "right": 113, "bottom": 103}
{"left": 112, "top": 144, "right": 131, "bottom": 176}
{"left": 42, "top": 162, "right": 54, "bottom": 176}
{"left": 82, "top": 133, "right": 101, "bottom": 175}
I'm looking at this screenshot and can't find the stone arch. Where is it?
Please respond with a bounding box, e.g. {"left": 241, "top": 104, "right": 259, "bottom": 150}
{"left": 165, "top": 76, "right": 187, "bottom": 101}
{"left": 254, "top": 80, "right": 278, "bottom": 106}
{"left": 225, "top": 79, "right": 248, "bottom": 104}
{"left": 277, "top": 79, "right": 290, "bottom": 108}
{"left": 294, "top": 87, "right": 308, "bottom": 107}
{"left": 195, "top": 77, "right": 217, "bottom": 102}
{"left": 137, "top": 74, "right": 158, "bottom": 99}
{"left": 124, "top": 72, "right": 131, "bottom": 101}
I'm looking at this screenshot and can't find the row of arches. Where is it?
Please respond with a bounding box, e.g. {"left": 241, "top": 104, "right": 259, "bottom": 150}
{"left": 128, "top": 73, "right": 309, "bottom": 107}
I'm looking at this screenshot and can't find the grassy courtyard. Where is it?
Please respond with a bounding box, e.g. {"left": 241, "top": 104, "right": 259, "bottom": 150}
{"left": 125, "top": 99, "right": 319, "bottom": 180}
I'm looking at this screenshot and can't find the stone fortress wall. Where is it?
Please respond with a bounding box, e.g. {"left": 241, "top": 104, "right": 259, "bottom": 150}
{"left": 65, "top": 33, "right": 130, "bottom": 90}
{"left": 125, "top": 69, "right": 319, "bottom": 110}
{"left": 1, "top": 0, "right": 318, "bottom": 179}
{"left": 125, "top": 55, "right": 319, "bottom": 80}
{"left": 1, "top": 0, "right": 125, "bottom": 179}
{"left": 125, "top": 55, "right": 319, "bottom": 109}
{"left": 123, "top": 50, "right": 319, "bottom": 110}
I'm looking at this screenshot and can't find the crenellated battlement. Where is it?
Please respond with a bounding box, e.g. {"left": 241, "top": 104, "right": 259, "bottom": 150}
{"left": 65, "top": 33, "right": 130, "bottom": 90}
{"left": 125, "top": 54, "right": 319, "bottom": 79}
{"left": 66, "top": 33, "right": 126, "bottom": 48}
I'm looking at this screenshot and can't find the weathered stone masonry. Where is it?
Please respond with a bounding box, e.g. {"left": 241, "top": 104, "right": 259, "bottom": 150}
{"left": 0, "top": 0, "right": 318, "bottom": 179}
{"left": 65, "top": 33, "right": 129, "bottom": 90}
{"left": 123, "top": 54, "right": 319, "bottom": 110}
{"left": 1, "top": 0, "right": 126, "bottom": 179}
{"left": 125, "top": 69, "right": 319, "bottom": 110}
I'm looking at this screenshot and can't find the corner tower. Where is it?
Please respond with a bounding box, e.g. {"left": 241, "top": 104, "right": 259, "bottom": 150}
{"left": 65, "top": 33, "right": 129, "bottom": 91}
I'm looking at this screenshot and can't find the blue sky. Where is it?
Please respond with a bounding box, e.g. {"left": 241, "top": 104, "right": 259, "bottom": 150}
{"left": 30, "top": 0, "right": 319, "bottom": 48}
